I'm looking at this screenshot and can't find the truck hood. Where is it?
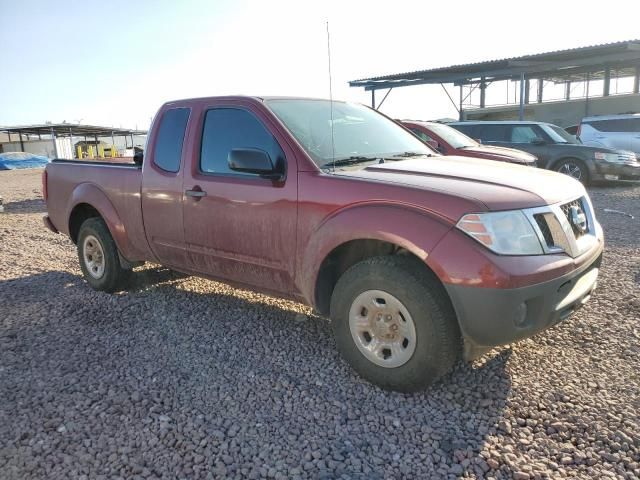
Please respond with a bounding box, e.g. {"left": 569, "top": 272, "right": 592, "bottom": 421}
{"left": 457, "top": 145, "right": 536, "bottom": 164}
{"left": 338, "top": 156, "right": 585, "bottom": 211}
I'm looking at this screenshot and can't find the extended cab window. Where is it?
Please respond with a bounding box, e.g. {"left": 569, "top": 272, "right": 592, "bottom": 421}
{"left": 153, "top": 108, "right": 190, "bottom": 173}
{"left": 200, "top": 108, "right": 284, "bottom": 176}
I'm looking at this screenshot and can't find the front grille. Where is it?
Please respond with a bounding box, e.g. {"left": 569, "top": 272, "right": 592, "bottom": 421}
{"left": 534, "top": 214, "right": 553, "bottom": 246}
{"left": 559, "top": 198, "right": 587, "bottom": 238}
{"left": 617, "top": 151, "right": 639, "bottom": 165}
{"left": 526, "top": 195, "right": 596, "bottom": 258}
{"left": 534, "top": 212, "right": 572, "bottom": 252}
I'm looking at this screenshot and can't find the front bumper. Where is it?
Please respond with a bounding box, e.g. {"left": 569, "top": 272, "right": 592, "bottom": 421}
{"left": 593, "top": 161, "right": 640, "bottom": 181}
{"left": 445, "top": 243, "right": 603, "bottom": 360}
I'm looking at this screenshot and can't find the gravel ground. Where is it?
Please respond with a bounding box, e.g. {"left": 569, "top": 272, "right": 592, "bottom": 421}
{"left": 0, "top": 168, "right": 638, "bottom": 480}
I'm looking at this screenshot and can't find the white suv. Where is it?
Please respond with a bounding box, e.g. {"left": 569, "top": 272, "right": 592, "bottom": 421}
{"left": 578, "top": 114, "right": 640, "bottom": 156}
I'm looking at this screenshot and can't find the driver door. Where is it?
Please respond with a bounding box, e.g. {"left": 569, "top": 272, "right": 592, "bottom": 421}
{"left": 181, "top": 101, "right": 298, "bottom": 294}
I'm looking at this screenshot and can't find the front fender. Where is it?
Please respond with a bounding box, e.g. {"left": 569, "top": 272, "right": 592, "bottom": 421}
{"left": 298, "top": 202, "right": 454, "bottom": 305}
{"left": 67, "top": 183, "right": 141, "bottom": 260}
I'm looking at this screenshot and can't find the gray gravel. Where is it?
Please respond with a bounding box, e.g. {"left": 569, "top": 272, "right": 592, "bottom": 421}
{"left": 1, "top": 168, "right": 639, "bottom": 479}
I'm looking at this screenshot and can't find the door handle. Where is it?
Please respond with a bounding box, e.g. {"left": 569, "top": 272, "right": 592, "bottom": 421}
{"left": 185, "top": 188, "right": 207, "bottom": 198}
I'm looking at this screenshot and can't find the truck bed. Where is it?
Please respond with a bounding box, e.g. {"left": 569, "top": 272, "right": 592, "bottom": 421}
{"left": 45, "top": 160, "right": 151, "bottom": 261}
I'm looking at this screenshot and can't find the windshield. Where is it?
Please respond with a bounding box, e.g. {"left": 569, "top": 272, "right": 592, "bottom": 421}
{"left": 423, "top": 123, "right": 478, "bottom": 148}
{"left": 265, "top": 99, "right": 434, "bottom": 167}
{"left": 540, "top": 124, "right": 578, "bottom": 144}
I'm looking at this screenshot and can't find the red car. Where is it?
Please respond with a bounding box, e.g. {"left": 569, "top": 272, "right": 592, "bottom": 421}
{"left": 401, "top": 120, "right": 538, "bottom": 166}
{"left": 43, "top": 97, "right": 602, "bottom": 392}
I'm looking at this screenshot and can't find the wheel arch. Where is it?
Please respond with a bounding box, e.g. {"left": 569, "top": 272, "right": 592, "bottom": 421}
{"left": 66, "top": 183, "right": 136, "bottom": 259}
{"left": 304, "top": 204, "right": 455, "bottom": 316}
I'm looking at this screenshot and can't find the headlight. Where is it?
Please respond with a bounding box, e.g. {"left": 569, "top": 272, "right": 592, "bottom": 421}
{"left": 457, "top": 211, "right": 543, "bottom": 255}
{"left": 594, "top": 152, "right": 619, "bottom": 163}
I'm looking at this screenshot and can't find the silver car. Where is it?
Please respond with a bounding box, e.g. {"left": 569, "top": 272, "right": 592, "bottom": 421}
{"left": 578, "top": 114, "right": 640, "bottom": 156}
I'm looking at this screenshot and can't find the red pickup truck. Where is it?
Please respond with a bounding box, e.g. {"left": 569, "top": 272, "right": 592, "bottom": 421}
{"left": 43, "top": 96, "right": 604, "bottom": 392}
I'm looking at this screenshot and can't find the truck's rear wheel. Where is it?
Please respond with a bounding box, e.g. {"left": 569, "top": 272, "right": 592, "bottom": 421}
{"left": 77, "top": 217, "right": 131, "bottom": 292}
{"left": 330, "top": 256, "right": 460, "bottom": 392}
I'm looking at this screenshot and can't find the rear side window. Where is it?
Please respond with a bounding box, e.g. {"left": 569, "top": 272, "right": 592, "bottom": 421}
{"left": 585, "top": 118, "right": 640, "bottom": 133}
{"left": 200, "top": 108, "right": 284, "bottom": 176}
{"left": 153, "top": 108, "right": 190, "bottom": 172}
{"left": 510, "top": 126, "right": 539, "bottom": 143}
{"left": 477, "top": 124, "right": 509, "bottom": 142}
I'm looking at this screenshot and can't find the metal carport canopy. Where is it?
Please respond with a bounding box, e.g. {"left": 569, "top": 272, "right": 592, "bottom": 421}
{"left": 348, "top": 39, "right": 640, "bottom": 118}
{"left": 0, "top": 124, "right": 148, "bottom": 158}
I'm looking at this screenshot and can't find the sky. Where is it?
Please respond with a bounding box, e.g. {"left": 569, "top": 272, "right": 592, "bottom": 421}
{"left": 1, "top": 0, "right": 639, "bottom": 129}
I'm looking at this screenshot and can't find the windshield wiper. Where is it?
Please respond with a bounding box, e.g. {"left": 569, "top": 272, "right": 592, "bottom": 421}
{"left": 391, "top": 151, "right": 434, "bottom": 158}
{"left": 325, "top": 155, "right": 381, "bottom": 167}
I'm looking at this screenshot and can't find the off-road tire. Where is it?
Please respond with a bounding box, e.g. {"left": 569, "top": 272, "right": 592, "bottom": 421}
{"left": 330, "top": 255, "right": 461, "bottom": 392}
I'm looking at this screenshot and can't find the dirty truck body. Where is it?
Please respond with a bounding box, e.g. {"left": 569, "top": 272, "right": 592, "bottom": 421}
{"left": 43, "top": 96, "right": 604, "bottom": 392}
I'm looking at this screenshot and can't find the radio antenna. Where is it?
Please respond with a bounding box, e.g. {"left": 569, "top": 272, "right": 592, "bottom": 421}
{"left": 326, "top": 20, "right": 336, "bottom": 172}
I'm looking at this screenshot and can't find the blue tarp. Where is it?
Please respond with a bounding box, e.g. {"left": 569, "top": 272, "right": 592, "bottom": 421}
{"left": 0, "top": 152, "right": 50, "bottom": 170}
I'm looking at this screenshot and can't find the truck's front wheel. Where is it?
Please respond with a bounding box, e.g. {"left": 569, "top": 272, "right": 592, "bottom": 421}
{"left": 330, "top": 256, "right": 460, "bottom": 392}
{"left": 77, "top": 217, "right": 131, "bottom": 292}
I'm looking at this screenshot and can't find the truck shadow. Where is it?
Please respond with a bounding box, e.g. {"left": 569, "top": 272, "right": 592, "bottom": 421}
{"left": 1, "top": 198, "right": 46, "bottom": 214}
{"left": 1, "top": 268, "right": 511, "bottom": 478}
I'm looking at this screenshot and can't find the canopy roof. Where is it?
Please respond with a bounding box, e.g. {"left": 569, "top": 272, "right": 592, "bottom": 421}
{"left": 0, "top": 123, "right": 147, "bottom": 138}
{"left": 349, "top": 39, "right": 640, "bottom": 91}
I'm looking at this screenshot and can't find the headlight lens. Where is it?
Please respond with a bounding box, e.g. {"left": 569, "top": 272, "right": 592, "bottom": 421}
{"left": 594, "top": 152, "right": 619, "bottom": 163}
{"left": 457, "top": 211, "right": 543, "bottom": 255}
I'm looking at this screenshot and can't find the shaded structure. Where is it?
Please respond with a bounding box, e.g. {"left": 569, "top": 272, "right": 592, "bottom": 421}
{"left": 0, "top": 123, "right": 147, "bottom": 158}
{"left": 349, "top": 39, "right": 640, "bottom": 124}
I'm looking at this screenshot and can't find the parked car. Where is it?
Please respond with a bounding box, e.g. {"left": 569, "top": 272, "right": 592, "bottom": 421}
{"left": 449, "top": 120, "right": 640, "bottom": 184}
{"left": 577, "top": 114, "right": 640, "bottom": 155}
{"left": 400, "top": 120, "right": 537, "bottom": 166}
{"left": 43, "top": 96, "right": 603, "bottom": 392}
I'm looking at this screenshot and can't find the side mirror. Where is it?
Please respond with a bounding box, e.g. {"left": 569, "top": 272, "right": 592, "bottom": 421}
{"left": 133, "top": 150, "right": 144, "bottom": 166}
{"left": 531, "top": 137, "right": 546, "bottom": 145}
{"left": 228, "top": 148, "right": 282, "bottom": 179}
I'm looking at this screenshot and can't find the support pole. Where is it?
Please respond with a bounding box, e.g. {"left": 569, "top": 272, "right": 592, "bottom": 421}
{"left": 633, "top": 66, "right": 640, "bottom": 94}
{"left": 18, "top": 132, "right": 24, "bottom": 152}
{"left": 440, "top": 84, "right": 460, "bottom": 114}
{"left": 376, "top": 88, "right": 393, "bottom": 110}
{"left": 524, "top": 79, "right": 530, "bottom": 104}
{"left": 371, "top": 90, "right": 375, "bottom": 109}
{"left": 50, "top": 127, "right": 59, "bottom": 158}
{"left": 537, "top": 79, "right": 544, "bottom": 103}
{"left": 459, "top": 85, "right": 464, "bottom": 121}
{"left": 518, "top": 73, "right": 526, "bottom": 121}
{"left": 603, "top": 67, "right": 611, "bottom": 96}
{"left": 585, "top": 72, "right": 591, "bottom": 116}
{"left": 565, "top": 81, "right": 571, "bottom": 101}
{"left": 479, "top": 77, "right": 486, "bottom": 108}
